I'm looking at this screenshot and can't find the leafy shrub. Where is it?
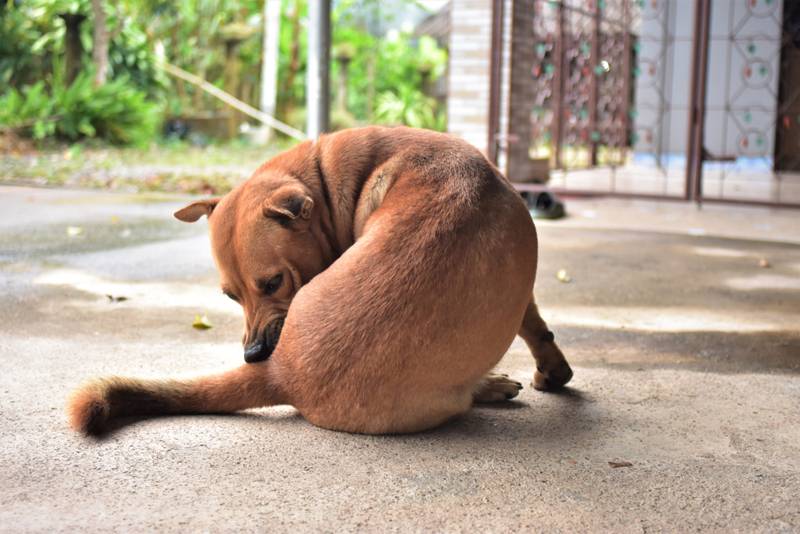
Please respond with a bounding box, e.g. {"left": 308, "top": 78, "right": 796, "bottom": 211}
{"left": 328, "top": 20, "right": 449, "bottom": 130}
{"left": 0, "top": 82, "right": 55, "bottom": 139}
{"left": 375, "top": 86, "right": 445, "bottom": 131}
{"left": 0, "top": 72, "right": 160, "bottom": 146}
{"left": 1, "top": 0, "right": 165, "bottom": 97}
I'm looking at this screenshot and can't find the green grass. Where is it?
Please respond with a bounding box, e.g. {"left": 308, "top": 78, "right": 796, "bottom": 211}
{"left": 0, "top": 139, "right": 289, "bottom": 194}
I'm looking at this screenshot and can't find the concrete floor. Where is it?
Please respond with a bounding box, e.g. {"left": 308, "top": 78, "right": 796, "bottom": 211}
{"left": 1, "top": 185, "right": 799, "bottom": 532}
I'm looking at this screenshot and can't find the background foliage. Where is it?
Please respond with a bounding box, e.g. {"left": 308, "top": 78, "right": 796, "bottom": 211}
{"left": 0, "top": 0, "right": 448, "bottom": 146}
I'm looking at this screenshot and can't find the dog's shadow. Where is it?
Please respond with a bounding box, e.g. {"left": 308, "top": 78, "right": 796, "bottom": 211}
{"left": 84, "top": 409, "right": 306, "bottom": 441}
{"left": 79, "top": 386, "right": 596, "bottom": 442}
{"left": 472, "top": 385, "right": 591, "bottom": 410}
{"left": 433, "top": 385, "right": 599, "bottom": 443}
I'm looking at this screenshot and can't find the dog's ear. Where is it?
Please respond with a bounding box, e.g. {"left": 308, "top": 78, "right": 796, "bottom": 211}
{"left": 174, "top": 198, "right": 220, "bottom": 222}
{"left": 262, "top": 184, "right": 314, "bottom": 222}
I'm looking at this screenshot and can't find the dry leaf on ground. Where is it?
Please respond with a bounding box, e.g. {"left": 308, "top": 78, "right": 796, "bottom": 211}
{"left": 608, "top": 461, "right": 633, "bottom": 468}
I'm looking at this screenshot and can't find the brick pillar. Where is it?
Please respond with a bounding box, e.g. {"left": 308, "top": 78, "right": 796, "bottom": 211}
{"left": 501, "top": 0, "right": 541, "bottom": 182}
{"left": 447, "top": 0, "right": 494, "bottom": 154}
{"left": 448, "top": 0, "right": 543, "bottom": 182}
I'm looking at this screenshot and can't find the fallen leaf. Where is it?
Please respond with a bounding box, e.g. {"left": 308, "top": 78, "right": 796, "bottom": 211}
{"left": 758, "top": 258, "right": 771, "bottom": 268}
{"left": 66, "top": 226, "right": 83, "bottom": 237}
{"left": 110, "top": 215, "right": 121, "bottom": 224}
{"left": 556, "top": 269, "right": 572, "bottom": 283}
{"left": 192, "top": 314, "right": 213, "bottom": 330}
{"left": 106, "top": 294, "right": 129, "bottom": 303}
{"left": 608, "top": 461, "right": 633, "bottom": 468}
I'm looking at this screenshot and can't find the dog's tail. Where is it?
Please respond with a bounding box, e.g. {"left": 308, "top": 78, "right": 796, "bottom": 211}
{"left": 66, "top": 363, "right": 285, "bottom": 435}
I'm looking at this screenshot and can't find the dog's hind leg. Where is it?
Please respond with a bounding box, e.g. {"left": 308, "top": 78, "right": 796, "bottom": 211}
{"left": 67, "top": 363, "right": 286, "bottom": 435}
{"left": 518, "top": 298, "right": 573, "bottom": 391}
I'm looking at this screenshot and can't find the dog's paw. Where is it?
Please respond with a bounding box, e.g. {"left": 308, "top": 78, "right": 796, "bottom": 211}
{"left": 473, "top": 374, "right": 523, "bottom": 403}
{"left": 532, "top": 360, "right": 573, "bottom": 392}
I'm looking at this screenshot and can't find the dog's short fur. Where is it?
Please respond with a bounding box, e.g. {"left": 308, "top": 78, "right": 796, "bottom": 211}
{"left": 67, "top": 126, "right": 572, "bottom": 435}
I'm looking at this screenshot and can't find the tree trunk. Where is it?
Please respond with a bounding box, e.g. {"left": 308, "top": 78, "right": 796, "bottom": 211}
{"left": 91, "top": 0, "right": 109, "bottom": 86}
{"left": 59, "top": 13, "right": 87, "bottom": 85}
{"left": 170, "top": 22, "right": 188, "bottom": 110}
{"left": 280, "top": 2, "right": 302, "bottom": 118}
{"left": 366, "top": 56, "right": 375, "bottom": 121}
{"left": 336, "top": 56, "right": 350, "bottom": 112}
{"left": 260, "top": 0, "right": 282, "bottom": 141}
{"left": 223, "top": 39, "right": 244, "bottom": 138}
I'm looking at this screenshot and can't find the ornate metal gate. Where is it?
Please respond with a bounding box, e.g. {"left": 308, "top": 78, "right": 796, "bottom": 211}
{"left": 529, "top": 0, "right": 633, "bottom": 171}
{"left": 509, "top": 0, "right": 688, "bottom": 198}
{"left": 490, "top": 0, "right": 800, "bottom": 207}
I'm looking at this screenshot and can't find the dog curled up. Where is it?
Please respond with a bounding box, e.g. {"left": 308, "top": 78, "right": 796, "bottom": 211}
{"left": 67, "top": 126, "right": 573, "bottom": 436}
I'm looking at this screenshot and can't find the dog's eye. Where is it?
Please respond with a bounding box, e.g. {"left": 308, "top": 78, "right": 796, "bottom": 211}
{"left": 258, "top": 273, "right": 283, "bottom": 296}
{"left": 223, "top": 291, "right": 239, "bottom": 303}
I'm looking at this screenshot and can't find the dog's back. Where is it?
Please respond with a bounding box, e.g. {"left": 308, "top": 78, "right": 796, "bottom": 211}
{"left": 272, "top": 127, "right": 538, "bottom": 433}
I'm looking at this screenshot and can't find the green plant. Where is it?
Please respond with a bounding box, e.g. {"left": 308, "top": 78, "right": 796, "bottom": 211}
{"left": 56, "top": 72, "right": 160, "bottom": 145}
{"left": 0, "top": 1, "right": 61, "bottom": 88}
{"left": 1, "top": 0, "right": 164, "bottom": 97}
{"left": 0, "top": 71, "right": 160, "bottom": 145}
{"left": 375, "top": 85, "right": 445, "bottom": 131}
{"left": 1, "top": 0, "right": 449, "bottom": 141}
{"left": 0, "top": 82, "right": 55, "bottom": 138}
{"left": 132, "top": 0, "right": 263, "bottom": 115}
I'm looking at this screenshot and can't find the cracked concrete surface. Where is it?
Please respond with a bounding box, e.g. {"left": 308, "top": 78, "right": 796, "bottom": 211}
{"left": 1, "top": 186, "right": 799, "bottom": 532}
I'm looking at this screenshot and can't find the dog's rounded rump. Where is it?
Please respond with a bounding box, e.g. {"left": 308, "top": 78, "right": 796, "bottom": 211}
{"left": 270, "top": 135, "right": 538, "bottom": 433}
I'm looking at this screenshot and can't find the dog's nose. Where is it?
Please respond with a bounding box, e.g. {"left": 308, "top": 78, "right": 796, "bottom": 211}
{"left": 243, "top": 340, "right": 270, "bottom": 363}
{"left": 243, "top": 317, "right": 284, "bottom": 363}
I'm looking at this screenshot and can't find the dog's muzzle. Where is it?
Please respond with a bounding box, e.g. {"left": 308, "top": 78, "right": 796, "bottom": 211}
{"left": 244, "top": 316, "right": 285, "bottom": 363}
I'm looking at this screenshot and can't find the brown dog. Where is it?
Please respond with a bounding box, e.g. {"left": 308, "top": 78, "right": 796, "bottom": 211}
{"left": 67, "top": 126, "right": 572, "bottom": 435}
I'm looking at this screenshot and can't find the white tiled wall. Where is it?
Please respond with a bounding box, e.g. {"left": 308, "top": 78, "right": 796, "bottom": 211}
{"left": 703, "top": 0, "right": 784, "bottom": 201}
{"left": 633, "top": 0, "right": 782, "bottom": 162}
{"left": 631, "top": 0, "right": 696, "bottom": 167}
{"left": 629, "top": 0, "right": 791, "bottom": 202}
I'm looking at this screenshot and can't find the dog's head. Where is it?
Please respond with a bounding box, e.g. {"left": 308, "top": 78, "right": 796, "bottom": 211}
{"left": 175, "top": 176, "right": 327, "bottom": 363}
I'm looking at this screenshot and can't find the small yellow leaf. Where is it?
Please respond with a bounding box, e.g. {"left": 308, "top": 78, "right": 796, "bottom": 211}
{"left": 192, "top": 314, "right": 213, "bottom": 330}
{"left": 66, "top": 226, "right": 83, "bottom": 237}
{"left": 556, "top": 269, "right": 572, "bottom": 283}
